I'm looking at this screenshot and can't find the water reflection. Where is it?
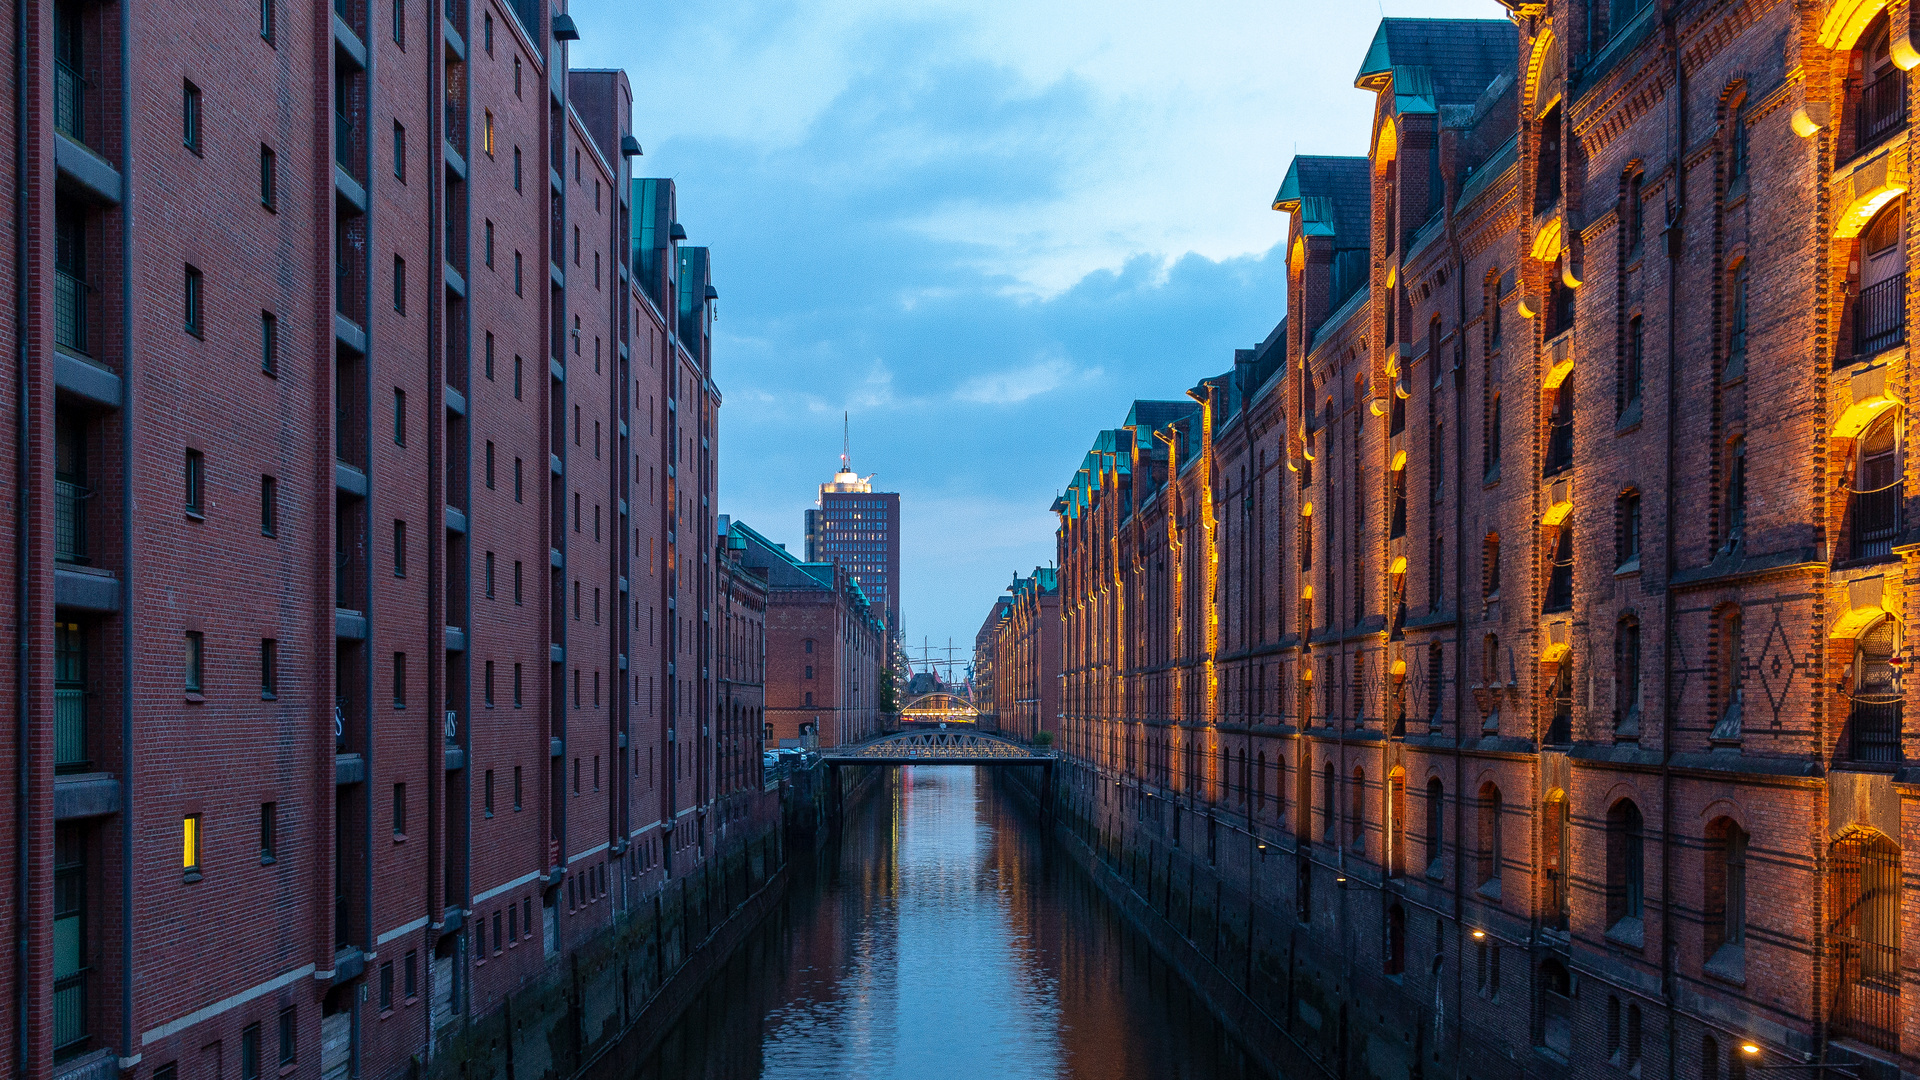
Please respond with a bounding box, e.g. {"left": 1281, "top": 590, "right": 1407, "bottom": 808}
{"left": 635, "top": 767, "right": 1265, "bottom": 1080}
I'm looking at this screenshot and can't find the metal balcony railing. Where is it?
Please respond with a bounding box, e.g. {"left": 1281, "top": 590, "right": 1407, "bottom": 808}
{"left": 1850, "top": 697, "right": 1902, "bottom": 763}
{"left": 53, "top": 969, "right": 87, "bottom": 1058}
{"left": 1832, "top": 937, "right": 1901, "bottom": 1051}
{"left": 54, "top": 60, "right": 83, "bottom": 141}
{"left": 1857, "top": 69, "right": 1908, "bottom": 153}
{"left": 1544, "top": 418, "right": 1573, "bottom": 476}
{"left": 55, "top": 479, "right": 87, "bottom": 563}
{"left": 55, "top": 270, "right": 88, "bottom": 355}
{"left": 54, "top": 686, "right": 87, "bottom": 772}
{"left": 1852, "top": 479, "right": 1902, "bottom": 560}
{"left": 1856, "top": 275, "right": 1906, "bottom": 357}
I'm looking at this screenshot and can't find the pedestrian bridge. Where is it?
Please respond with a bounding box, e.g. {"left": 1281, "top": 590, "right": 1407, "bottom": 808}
{"left": 821, "top": 728, "right": 1053, "bottom": 765}
{"left": 898, "top": 692, "right": 981, "bottom": 725}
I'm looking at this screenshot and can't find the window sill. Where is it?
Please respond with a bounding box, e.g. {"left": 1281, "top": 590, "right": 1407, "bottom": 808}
{"left": 1614, "top": 558, "right": 1641, "bottom": 578}
{"left": 1605, "top": 916, "right": 1645, "bottom": 949}
{"left": 1476, "top": 878, "right": 1502, "bottom": 901}
{"left": 1614, "top": 399, "right": 1642, "bottom": 435}
{"left": 185, "top": 692, "right": 206, "bottom": 704}
{"left": 1704, "top": 943, "right": 1746, "bottom": 986}
{"left": 185, "top": 510, "right": 206, "bottom": 522}
{"left": 260, "top": 854, "right": 277, "bottom": 866}
{"left": 183, "top": 870, "right": 203, "bottom": 884}
{"left": 393, "top": 833, "right": 407, "bottom": 844}
{"left": 261, "top": 691, "right": 278, "bottom": 701}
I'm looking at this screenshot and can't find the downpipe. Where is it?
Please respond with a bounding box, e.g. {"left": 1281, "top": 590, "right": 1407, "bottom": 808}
{"left": 1659, "top": 7, "right": 1685, "bottom": 1080}
{"left": 10, "top": 0, "right": 30, "bottom": 1067}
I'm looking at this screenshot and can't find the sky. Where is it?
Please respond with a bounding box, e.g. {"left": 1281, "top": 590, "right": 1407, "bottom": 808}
{"left": 571, "top": 0, "right": 1511, "bottom": 672}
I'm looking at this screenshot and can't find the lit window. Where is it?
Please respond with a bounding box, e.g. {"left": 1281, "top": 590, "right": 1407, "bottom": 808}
{"left": 183, "top": 814, "right": 202, "bottom": 878}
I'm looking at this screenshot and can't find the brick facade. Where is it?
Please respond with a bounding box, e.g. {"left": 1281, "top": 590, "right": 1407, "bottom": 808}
{"left": 1007, "top": 4, "right": 1920, "bottom": 1075}
{"left": 1, "top": 3, "right": 764, "bottom": 1078}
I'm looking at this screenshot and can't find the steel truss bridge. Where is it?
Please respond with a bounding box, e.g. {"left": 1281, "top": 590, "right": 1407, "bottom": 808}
{"left": 821, "top": 728, "right": 1053, "bottom": 765}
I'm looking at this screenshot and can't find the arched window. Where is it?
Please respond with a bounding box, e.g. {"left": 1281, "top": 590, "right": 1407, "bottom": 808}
{"left": 1545, "top": 375, "right": 1574, "bottom": 476}
{"left": 1854, "top": 14, "right": 1906, "bottom": 152}
{"left": 1722, "top": 437, "right": 1747, "bottom": 550}
{"left": 1546, "top": 660, "right": 1572, "bottom": 745}
{"left": 1387, "top": 768, "right": 1407, "bottom": 878}
{"left": 1852, "top": 411, "right": 1902, "bottom": 559}
{"left": 1849, "top": 615, "right": 1902, "bottom": 763}
{"left": 1350, "top": 766, "right": 1366, "bottom": 850}
{"left": 1477, "top": 782, "right": 1502, "bottom": 895}
{"left": 1425, "top": 777, "right": 1445, "bottom": 875}
{"left": 1713, "top": 606, "right": 1744, "bottom": 741}
{"left": 1606, "top": 799, "right": 1646, "bottom": 930}
{"left": 1385, "top": 904, "right": 1406, "bottom": 976}
{"left": 1830, "top": 828, "right": 1900, "bottom": 1050}
{"left": 1726, "top": 257, "right": 1750, "bottom": 376}
{"left": 1705, "top": 817, "right": 1749, "bottom": 964}
{"left": 1702, "top": 1035, "right": 1721, "bottom": 1080}
{"left": 1858, "top": 198, "right": 1907, "bottom": 356}
{"left": 1544, "top": 520, "right": 1573, "bottom": 612}
{"left": 1615, "top": 616, "right": 1642, "bottom": 734}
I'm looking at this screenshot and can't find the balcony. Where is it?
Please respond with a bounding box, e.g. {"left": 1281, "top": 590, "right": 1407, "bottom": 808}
{"left": 55, "top": 479, "right": 88, "bottom": 563}
{"left": 55, "top": 270, "right": 88, "bottom": 355}
{"left": 53, "top": 969, "right": 87, "bottom": 1059}
{"left": 1850, "top": 697, "right": 1902, "bottom": 763}
{"left": 54, "top": 60, "right": 83, "bottom": 142}
{"left": 1856, "top": 275, "right": 1906, "bottom": 358}
{"left": 1856, "top": 69, "right": 1908, "bottom": 155}
{"left": 1852, "top": 478, "right": 1902, "bottom": 560}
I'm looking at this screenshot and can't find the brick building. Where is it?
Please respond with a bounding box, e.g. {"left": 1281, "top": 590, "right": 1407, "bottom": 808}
{"left": 0, "top": 2, "right": 761, "bottom": 1077}
{"left": 971, "top": 592, "right": 1011, "bottom": 729}
{"left": 1029, "top": 4, "right": 1920, "bottom": 1076}
{"left": 990, "top": 569, "right": 1059, "bottom": 744}
{"left": 731, "top": 520, "right": 884, "bottom": 749}
{"left": 716, "top": 520, "right": 768, "bottom": 815}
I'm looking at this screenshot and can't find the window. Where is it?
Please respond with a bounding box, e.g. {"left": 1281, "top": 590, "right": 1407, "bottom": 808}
{"left": 393, "top": 519, "right": 406, "bottom": 576}
{"left": 513, "top": 146, "right": 522, "bottom": 192}
{"left": 483, "top": 111, "right": 495, "bottom": 157}
{"left": 514, "top": 251, "right": 523, "bottom": 296}
{"left": 404, "top": 950, "right": 418, "bottom": 997}
{"left": 1536, "top": 102, "right": 1562, "bottom": 211}
{"left": 1618, "top": 490, "right": 1641, "bottom": 567}
{"left": 391, "top": 0, "right": 403, "bottom": 44}
{"left": 1624, "top": 314, "right": 1643, "bottom": 406}
{"left": 513, "top": 764, "right": 523, "bottom": 809}
{"left": 1726, "top": 259, "right": 1749, "bottom": 377}
{"left": 184, "top": 264, "right": 204, "bottom": 337}
{"left": 1715, "top": 606, "right": 1744, "bottom": 740}
{"left": 260, "top": 145, "right": 277, "bottom": 210}
{"left": 1607, "top": 799, "right": 1646, "bottom": 929}
{"left": 1386, "top": 770, "right": 1406, "bottom": 877}
{"left": 182, "top": 814, "right": 201, "bottom": 878}
{"left": 392, "top": 781, "right": 406, "bottom": 837}
{"left": 258, "top": 310, "right": 281, "bottom": 376}
{"left": 514, "top": 56, "right": 522, "bottom": 97}
{"left": 393, "top": 388, "right": 406, "bottom": 445}
{"left": 1724, "top": 438, "right": 1746, "bottom": 549}
{"left": 392, "top": 651, "right": 406, "bottom": 708}
{"left": 1829, "top": 828, "right": 1900, "bottom": 1048}
{"left": 485, "top": 221, "right": 495, "bottom": 268}
{"left": 484, "top": 551, "right": 495, "bottom": 598}
{"left": 514, "top": 356, "right": 523, "bottom": 399}
{"left": 184, "top": 631, "right": 204, "bottom": 694}
{"left": 278, "top": 1008, "right": 296, "bottom": 1066}
{"left": 513, "top": 560, "right": 523, "bottom": 604}
{"left": 485, "top": 441, "right": 495, "bottom": 489}
{"left": 1386, "top": 904, "right": 1406, "bottom": 976}
{"left": 1728, "top": 96, "right": 1749, "bottom": 186}
{"left": 182, "top": 80, "right": 201, "bottom": 154}
{"left": 1615, "top": 618, "right": 1642, "bottom": 731}
{"left": 1705, "top": 818, "right": 1748, "bottom": 962}
{"left": 260, "top": 638, "right": 277, "bottom": 698}
{"left": 184, "top": 448, "right": 205, "bottom": 515}
{"left": 1486, "top": 392, "right": 1502, "bottom": 475}
{"left": 259, "top": 0, "right": 274, "bottom": 43}
{"left": 393, "top": 255, "right": 406, "bottom": 313}
{"left": 1476, "top": 783, "right": 1501, "bottom": 893}
{"left": 392, "top": 122, "right": 407, "bottom": 182}
{"left": 483, "top": 12, "right": 492, "bottom": 54}
{"left": 241, "top": 1024, "right": 261, "bottom": 1080}
{"left": 259, "top": 802, "right": 277, "bottom": 863}
{"left": 514, "top": 457, "right": 522, "bottom": 502}
{"left": 380, "top": 961, "right": 394, "bottom": 1010}
{"left": 1483, "top": 534, "right": 1500, "bottom": 597}
{"left": 259, "top": 474, "right": 278, "bottom": 535}
{"left": 1544, "top": 521, "right": 1573, "bottom": 612}
{"left": 1425, "top": 777, "right": 1444, "bottom": 874}
{"left": 1625, "top": 169, "right": 1644, "bottom": 251}
{"left": 485, "top": 769, "right": 495, "bottom": 815}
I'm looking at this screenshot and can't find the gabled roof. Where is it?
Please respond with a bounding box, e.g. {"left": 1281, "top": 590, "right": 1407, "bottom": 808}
{"left": 1124, "top": 399, "right": 1200, "bottom": 432}
{"left": 1354, "top": 19, "right": 1518, "bottom": 113}
{"left": 1271, "top": 156, "right": 1371, "bottom": 246}
{"left": 729, "top": 520, "right": 836, "bottom": 590}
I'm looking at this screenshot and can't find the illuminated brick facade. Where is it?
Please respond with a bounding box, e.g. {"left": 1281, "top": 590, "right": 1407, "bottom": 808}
{"left": 1027, "top": 4, "right": 1920, "bottom": 1074}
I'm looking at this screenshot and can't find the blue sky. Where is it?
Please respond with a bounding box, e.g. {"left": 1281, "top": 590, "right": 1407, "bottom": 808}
{"left": 571, "top": 0, "right": 1510, "bottom": 668}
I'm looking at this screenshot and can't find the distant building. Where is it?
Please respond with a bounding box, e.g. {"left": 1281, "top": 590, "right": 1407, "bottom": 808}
{"left": 992, "top": 570, "right": 1059, "bottom": 743}
{"left": 803, "top": 451, "right": 902, "bottom": 635}
{"left": 733, "top": 521, "right": 886, "bottom": 749}
{"left": 971, "top": 594, "right": 1012, "bottom": 730}
{"left": 717, "top": 520, "right": 769, "bottom": 798}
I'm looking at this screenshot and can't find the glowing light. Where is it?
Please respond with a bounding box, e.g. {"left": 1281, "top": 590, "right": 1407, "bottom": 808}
{"left": 1471, "top": 929, "right": 1485, "bottom": 939}
{"left": 1741, "top": 1044, "right": 1760, "bottom": 1057}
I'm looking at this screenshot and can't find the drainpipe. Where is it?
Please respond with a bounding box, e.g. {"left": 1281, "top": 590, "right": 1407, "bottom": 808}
{"left": 1659, "top": 6, "right": 1685, "bottom": 1080}
{"left": 11, "top": 0, "right": 30, "bottom": 1069}
{"left": 117, "top": 0, "right": 135, "bottom": 1061}
{"left": 1444, "top": 122, "right": 1470, "bottom": 1080}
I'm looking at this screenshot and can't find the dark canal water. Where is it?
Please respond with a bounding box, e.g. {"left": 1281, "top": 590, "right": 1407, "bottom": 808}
{"left": 634, "top": 766, "right": 1269, "bottom": 1080}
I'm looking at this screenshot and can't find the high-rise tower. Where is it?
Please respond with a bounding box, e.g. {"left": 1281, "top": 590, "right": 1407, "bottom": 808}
{"left": 804, "top": 417, "right": 901, "bottom": 635}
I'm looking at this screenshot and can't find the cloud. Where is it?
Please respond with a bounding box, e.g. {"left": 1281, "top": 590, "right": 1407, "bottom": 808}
{"left": 570, "top": 0, "right": 1512, "bottom": 653}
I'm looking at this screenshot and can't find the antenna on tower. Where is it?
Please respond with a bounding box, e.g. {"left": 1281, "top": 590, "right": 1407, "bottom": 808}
{"left": 841, "top": 412, "right": 850, "bottom": 472}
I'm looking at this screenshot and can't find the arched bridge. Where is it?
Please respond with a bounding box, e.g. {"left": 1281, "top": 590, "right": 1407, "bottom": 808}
{"left": 898, "top": 692, "right": 980, "bottom": 725}
{"left": 821, "top": 728, "right": 1053, "bottom": 765}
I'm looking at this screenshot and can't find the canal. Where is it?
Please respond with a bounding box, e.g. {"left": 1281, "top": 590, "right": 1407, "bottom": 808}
{"left": 631, "top": 766, "right": 1269, "bottom": 1079}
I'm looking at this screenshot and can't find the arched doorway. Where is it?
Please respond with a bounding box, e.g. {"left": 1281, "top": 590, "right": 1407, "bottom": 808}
{"left": 1830, "top": 827, "right": 1901, "bottom": 1050}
